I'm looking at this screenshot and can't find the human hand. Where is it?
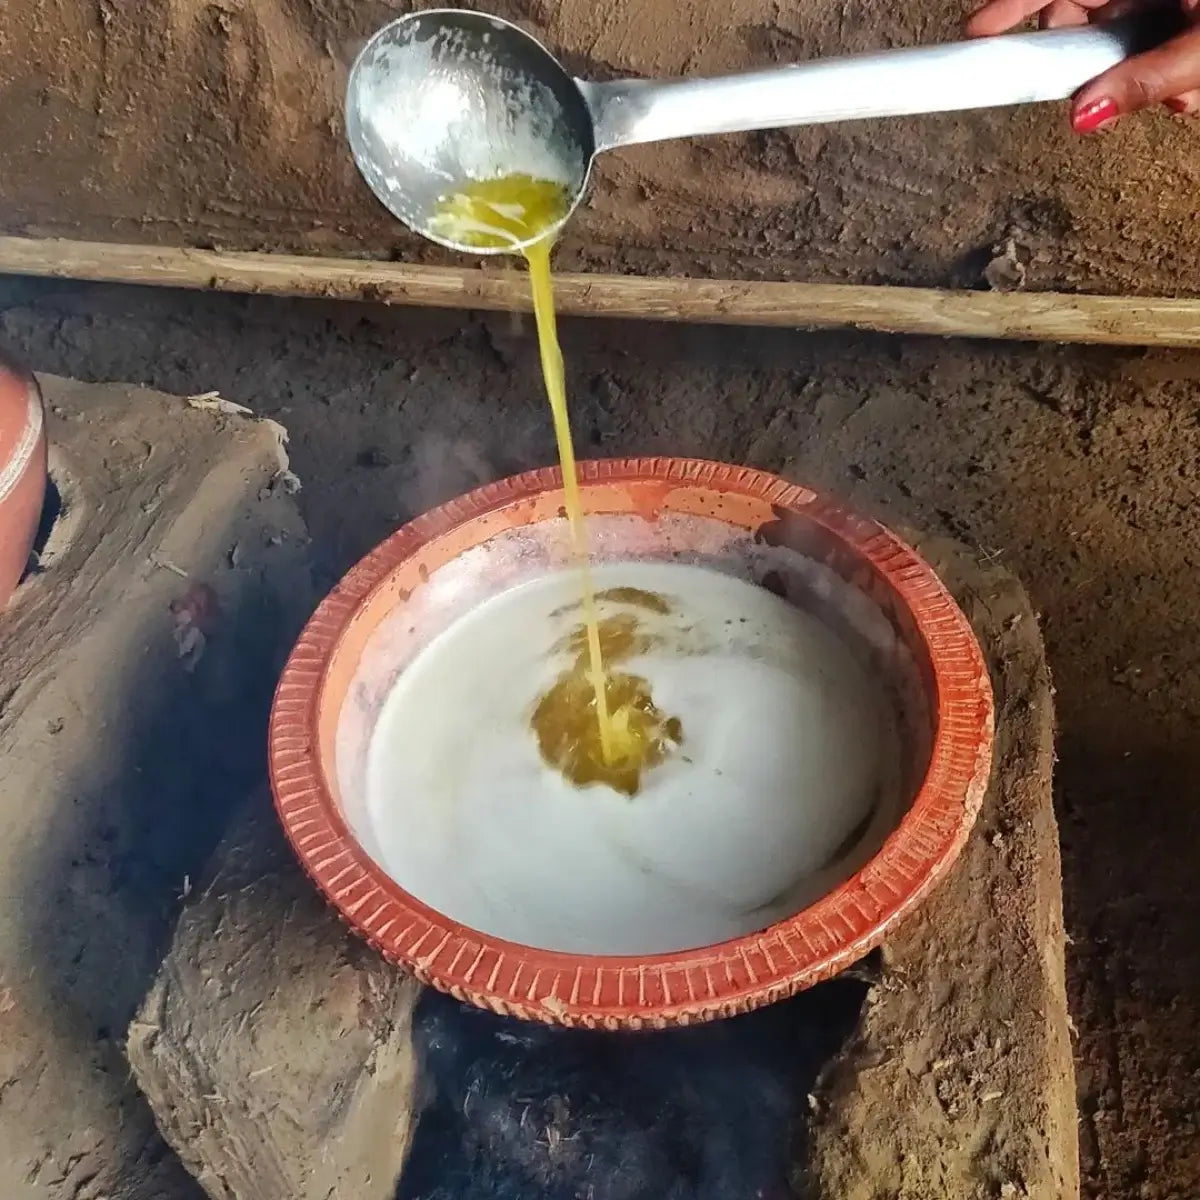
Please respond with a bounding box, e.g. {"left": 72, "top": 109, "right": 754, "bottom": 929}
{"left": 965, "top": 0, "right": 1200, "bottom": 130}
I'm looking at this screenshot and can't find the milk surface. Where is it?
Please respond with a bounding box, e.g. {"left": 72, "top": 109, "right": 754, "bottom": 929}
{"left": 366, "top": 561, "right": 900, "bottom": 955}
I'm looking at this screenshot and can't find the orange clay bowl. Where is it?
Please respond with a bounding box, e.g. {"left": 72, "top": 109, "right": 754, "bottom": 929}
{"left": 269, "top": 458, "right": 993, "bottom": 1029}
{"left": 0, "top": 356, "right": 47, "bottom": 611}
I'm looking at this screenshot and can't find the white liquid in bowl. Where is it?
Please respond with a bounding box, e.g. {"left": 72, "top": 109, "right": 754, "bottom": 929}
{"left": 365, "top": 560, "right": 902, "bottom": 956}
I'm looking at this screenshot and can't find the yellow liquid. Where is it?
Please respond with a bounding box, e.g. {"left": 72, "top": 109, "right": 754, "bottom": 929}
{"left": 527, "top": 236, "right": 617, "bottom": 765}
{"left": 431, "top": 177, "right": 682, "bottom": 792}
{"left": 534, "top": 614, "right": 683, "bottom": 797}
{"left": 431, "top": 177, "right": 614, "bottom": 754}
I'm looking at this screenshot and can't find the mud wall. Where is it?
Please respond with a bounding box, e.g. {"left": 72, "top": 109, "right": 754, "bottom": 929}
{"left": 1, "top": 0, "right": 1196, "bottom": 294}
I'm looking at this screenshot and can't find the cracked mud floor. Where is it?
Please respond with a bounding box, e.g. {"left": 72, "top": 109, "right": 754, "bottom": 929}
{"left": 1, "top": 278, "right": 1198, "bottom": 1198}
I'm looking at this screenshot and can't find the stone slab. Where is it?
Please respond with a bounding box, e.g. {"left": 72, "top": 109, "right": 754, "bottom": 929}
{"left": 128, "top": 793, "right": 423, "bottom": 1200}
{"left": 802, "top": 534, "right": 1076, "bottom": 1200}
{"left": 0, "top": 373, "right": 312, "bottom": 1198}
{"left": 127, "top": 526, "right": 1074, "bottom": 1199}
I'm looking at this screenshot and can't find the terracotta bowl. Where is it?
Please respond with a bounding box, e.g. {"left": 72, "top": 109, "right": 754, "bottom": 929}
{"left": 0, "top": 357, "right": 47, "bottom": 610}
{"left": 270, "top": 458, "right": 993, "bottom": 1029}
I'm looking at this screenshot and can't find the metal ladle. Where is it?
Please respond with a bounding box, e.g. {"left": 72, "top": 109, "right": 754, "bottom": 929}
{"left": 346, "top": 6, "right": 1178, "bottom": 253}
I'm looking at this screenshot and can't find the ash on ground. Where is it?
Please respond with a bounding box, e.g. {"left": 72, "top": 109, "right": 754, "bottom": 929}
{"left": 397, "top": 969, "right": 871, "bottom": 1200}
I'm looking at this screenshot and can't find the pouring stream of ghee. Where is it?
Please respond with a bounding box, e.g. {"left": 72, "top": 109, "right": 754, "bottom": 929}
{"left": 430, "top": 177, "right": 616, "bottom": 762}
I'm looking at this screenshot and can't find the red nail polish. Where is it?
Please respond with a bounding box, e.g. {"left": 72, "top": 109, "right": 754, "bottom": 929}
{"left": 1071, "top": 97, "right": 1118, "bottom": 134}
{"left": 1164, "top": 97, "right": 1189, "bottom": 114}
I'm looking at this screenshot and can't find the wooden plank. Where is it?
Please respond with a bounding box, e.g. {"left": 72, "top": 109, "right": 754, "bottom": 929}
{"left": 1, "top": 235, "right": 1197, "bottom": 348}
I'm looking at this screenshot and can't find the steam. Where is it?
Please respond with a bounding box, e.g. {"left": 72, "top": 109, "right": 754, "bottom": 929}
{"left": 405, "top": 431, "right": 496, "bottom": 515}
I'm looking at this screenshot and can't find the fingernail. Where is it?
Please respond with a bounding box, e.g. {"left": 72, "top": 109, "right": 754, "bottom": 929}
{"left": 1071, "top": 97, "right": 1118, "bottom": 134}
{"left": 1164, "top": 97, "right": 1189, "bottom": 114}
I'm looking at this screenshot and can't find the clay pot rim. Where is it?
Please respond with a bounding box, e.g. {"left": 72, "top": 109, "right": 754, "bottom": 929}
{"left": 0, "top": 359, "right": 47, "bottom": 611}
{"left": 269, "top": 457, "right": 994, "bottom": 1029}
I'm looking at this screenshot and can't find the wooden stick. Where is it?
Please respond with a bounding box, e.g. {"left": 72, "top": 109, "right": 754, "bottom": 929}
{"left": 1, "top": 235, "right": 1197, "bottom": 348}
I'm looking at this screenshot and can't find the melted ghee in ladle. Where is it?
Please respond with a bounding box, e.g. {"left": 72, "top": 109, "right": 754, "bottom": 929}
{"left": 430, "top": 176, "right": 681, "bottom": 793}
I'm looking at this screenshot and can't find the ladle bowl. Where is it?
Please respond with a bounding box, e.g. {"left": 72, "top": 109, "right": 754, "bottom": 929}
{"left": 346, "top": 9, "right": 595, "bottom": 253}
{"left": 269, "top": 459, "right": 993, "bottom": 1028}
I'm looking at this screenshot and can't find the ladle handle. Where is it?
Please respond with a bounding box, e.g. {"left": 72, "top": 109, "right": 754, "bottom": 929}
{"left": 581, "top": 12, "right": 1182, "bottom": 152}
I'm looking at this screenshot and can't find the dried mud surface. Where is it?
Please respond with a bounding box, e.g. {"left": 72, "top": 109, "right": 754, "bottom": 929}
{"left": 1, "top": 0, "right": 1198, "bottom": 294}
{"left": 0, "top": 371, "right": 311, "bottom": 1198}
{"left": 1, "top": 278, "right": 1198, "bottom": 1197}
{"left": 126, "top": 499, "right": 1066, "bottom": 1200}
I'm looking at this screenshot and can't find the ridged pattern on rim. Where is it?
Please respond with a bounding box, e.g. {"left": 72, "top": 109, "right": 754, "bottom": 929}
{"left": 269, "top": 458, "right": 993, "bottom": 1029}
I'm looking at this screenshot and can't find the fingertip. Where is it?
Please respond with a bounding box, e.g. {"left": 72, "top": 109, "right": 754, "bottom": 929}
{"left": 1164, "top": 90, "right": 1200, "bottom": 113}
{"left": 964, "top": 0, "right": 1042, "bottom": 38}
{"left": 964, "top": 12, "right": 998, "bottom": 37}
{"left": 1070, "top": 95, "right": 1119, "bottom": 133}
{"left": 1041, "top": 0, "right": 1090, "bottom": 30}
